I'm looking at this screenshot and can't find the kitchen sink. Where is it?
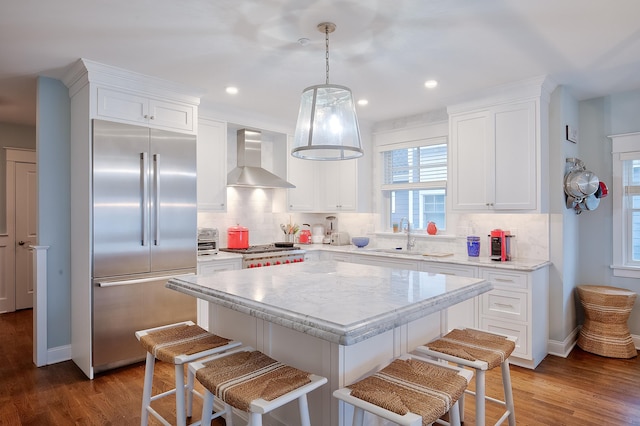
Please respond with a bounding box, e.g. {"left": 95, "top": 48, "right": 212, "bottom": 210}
{"left": 368, "top": 248, "right": 423, "bottom": 256}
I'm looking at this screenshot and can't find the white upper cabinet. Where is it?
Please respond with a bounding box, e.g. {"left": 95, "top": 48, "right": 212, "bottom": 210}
{"left": 63, "top": 58, "right": 200, "bottom": 135}
{"left": 448, "top": 77, "right": 554, "bottom": 213}
{"left": 197, "top": 118, "right": 227, "bottom": 211}
{"left": 320, "top": 160, "right": 357, "bottom": 211}
{"left": 97, "top": 88, "right": 195, "bottom": 133}
{"left": 287, "top": 139, "right": 358, "bottom": 212}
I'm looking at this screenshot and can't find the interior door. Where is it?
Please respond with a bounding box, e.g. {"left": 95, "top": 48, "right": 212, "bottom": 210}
{"left": 149, "top": 129, "right": 197, "bottom": 273}
{"left": 93, "top": 120, "right": 151, "bottom": 278}
{"left": 15, "top": 162, "right": 37, "bottom": 309}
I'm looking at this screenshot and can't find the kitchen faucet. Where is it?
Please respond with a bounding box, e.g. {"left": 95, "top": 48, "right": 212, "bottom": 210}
{"left": 399, "top": 218, "right": 416, "bottom": 251}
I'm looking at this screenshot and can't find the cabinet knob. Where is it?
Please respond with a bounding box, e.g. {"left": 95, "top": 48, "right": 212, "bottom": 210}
{"left": 150, "top": 115, "right": 155, "bottom": 120}
{"left": 144, "top": 114, "right": 149, "bottom": 119}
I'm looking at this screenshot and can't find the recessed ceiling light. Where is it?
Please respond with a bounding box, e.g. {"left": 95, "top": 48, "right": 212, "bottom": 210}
{"left": 357, "top": 99, "right": 369, "bottom": 106}
{"left": 226, "top": 86, "right": 238, "bottom": 95}
{"left": 424, "top": 80, "right": 438, "bottom": 89}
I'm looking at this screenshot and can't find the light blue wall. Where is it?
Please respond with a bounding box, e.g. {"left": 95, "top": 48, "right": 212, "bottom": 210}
{"left": 36, "top": 77, "right": 71, "bottom": 348}
{"left": 578, "top": 89, "right": 640, "bottom": 335}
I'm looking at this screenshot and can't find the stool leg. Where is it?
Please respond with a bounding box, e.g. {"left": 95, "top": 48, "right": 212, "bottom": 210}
{"left": 186, "top": 366, "right": 194, "bottom": 418}
{"left": 249, "top": 412, "right": 262, "bottom": 426}
{"left": 449, "top": 400, "right": 461, "bottom": 426}
{"left": 475, "top": 369, "right": 486, "bottom": 426}
{"left": 225, "top": 402, "right": 234, "bottom": 426}
{"left": 141, "top": 352, "right": 155, "bottom": 426}
{"left": 298, "top": 394, "right": 311, "bottom": 426}
{"left": 352, "top": 407, "right": 365, "bottom": 426}
{"left": 501, "top": 360, "right": 516, "bottom": 426}
{"left": 201, "top": 389, "right": 214, "bottom": 425}
{"left": 175, "top": 364, "right": 186, "bottom": 426}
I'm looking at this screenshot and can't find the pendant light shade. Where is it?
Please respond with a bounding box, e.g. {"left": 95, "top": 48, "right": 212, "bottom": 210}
{"left": 291, "top": 22, "right": 363, "bottom": 161}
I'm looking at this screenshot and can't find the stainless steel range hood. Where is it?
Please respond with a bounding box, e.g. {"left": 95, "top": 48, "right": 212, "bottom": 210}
{"left": 227, "top": 129, "right": 295, "bottom": 189}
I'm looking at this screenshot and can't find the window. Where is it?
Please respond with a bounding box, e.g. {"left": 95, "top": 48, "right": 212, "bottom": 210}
{"left": 382, "top": 140, "right": 447, "bottom": 231}
{"left": 611, "top": 132, "right": 640, "bottom": 277}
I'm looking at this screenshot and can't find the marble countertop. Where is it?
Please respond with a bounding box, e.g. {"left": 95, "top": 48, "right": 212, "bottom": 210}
{"left": 304, "top": 244, "right": 550, "bottom": 271}
{"left": 168, "top": 260, "right": 492, "bottom": 346}
{"left": 196, "top": 244, "right": 550, "bottom": 271}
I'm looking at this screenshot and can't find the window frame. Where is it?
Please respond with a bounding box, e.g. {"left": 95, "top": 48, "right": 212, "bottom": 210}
{"left": 611, "top": 132, "right": 640, "bottom": 278}
{"left": 376, "top": 136, "right": 448, "bottom": 232}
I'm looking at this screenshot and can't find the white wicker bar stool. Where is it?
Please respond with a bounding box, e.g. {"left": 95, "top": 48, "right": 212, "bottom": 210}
{"left": 190, "top": 347, "right": 328, "bottom": 426}
{"left": 416, "top": 328, "right": 517, "bottom": 426}
{"left": 135, "top": 321, "right": 241, "bottom": 426}
{"left": 333, "top": 355, "right": 473, "bottom": 426}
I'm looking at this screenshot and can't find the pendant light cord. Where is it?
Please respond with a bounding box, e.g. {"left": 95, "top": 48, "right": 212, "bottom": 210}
{"left": 325, "top": 24, "right": 330, "bottom": 85}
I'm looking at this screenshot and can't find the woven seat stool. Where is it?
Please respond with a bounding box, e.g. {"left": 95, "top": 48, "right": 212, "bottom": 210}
{"left": 333, "top": 355, "right": 473, "bottom": 426}
{"left": 136, "top": 321, "right": 242, "bottom": 426}
{"left": 577, "top": 285, "right": 638, "bottom": 358}
{"left": 190, "top": 347, "right": 328, "bottom": 426}
{"left": 416, "top": 328, "right": 517, "bottom": 426}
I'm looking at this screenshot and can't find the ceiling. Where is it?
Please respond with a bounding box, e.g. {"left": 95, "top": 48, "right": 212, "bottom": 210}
{"left": 2, "top": 0, "right": 640, "bottom": 128}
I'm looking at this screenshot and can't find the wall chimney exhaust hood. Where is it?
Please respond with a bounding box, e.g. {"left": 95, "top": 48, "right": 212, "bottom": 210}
{"left": 227, "top": 129, "right": 295, "bottom": 189}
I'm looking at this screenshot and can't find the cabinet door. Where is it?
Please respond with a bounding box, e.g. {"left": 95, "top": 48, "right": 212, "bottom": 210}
{"left": 321, "top": 160, "right": 357, "bottom": 211}
{"left": 421, "top": 262, "right": 478, "bottom": 330}
{"left": 287, "top": 153, "right": 318, "bottom": 211}
{"left": 493, "top": 101, "right": 536, "bottom": 210}
{"left": 97, "top": 87, "right": 148, "bottom": 125}
{"left": 197, "top": 119, "right": 227, "bottom": 211}
{"left": 449, "top": 110, "right": 493, "bottom": 210}
{"left": 148, "top": 99, "right": 195, "bottom": 132}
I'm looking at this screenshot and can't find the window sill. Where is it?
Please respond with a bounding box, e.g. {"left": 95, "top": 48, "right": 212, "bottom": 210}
{"left": 611, "top": 265, "right": 640, "bottom": 279}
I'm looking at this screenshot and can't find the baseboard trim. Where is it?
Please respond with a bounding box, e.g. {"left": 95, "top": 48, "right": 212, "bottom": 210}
{"left": 547, "top": 327, "right": 579, "bottom": 358}
{"left": 47, "top": 344, "right": 72, "bottom": 365}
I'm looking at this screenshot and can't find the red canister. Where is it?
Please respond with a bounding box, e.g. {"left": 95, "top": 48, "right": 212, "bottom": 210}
{"left": 227, "top": 224, "right": 249, "bottom": 249}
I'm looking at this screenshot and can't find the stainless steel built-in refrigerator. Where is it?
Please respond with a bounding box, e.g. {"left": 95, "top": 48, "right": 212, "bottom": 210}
{"left": 91, "top": 119, "right": 197, "bottom": 373}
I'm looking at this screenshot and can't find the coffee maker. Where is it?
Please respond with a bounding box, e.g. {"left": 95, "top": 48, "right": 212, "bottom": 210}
{"left": 490, "top": 229, "right": 514, "bottom": 261}
{"left": 324, "top": 216, "right": 337, "bottom": 244}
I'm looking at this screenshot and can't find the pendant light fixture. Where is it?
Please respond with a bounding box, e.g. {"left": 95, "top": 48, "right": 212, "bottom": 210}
{"left": 291, "top": 22, "right": 363, "bottom": 161}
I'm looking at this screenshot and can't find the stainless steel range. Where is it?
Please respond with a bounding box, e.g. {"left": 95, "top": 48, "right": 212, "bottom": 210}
{"left": 220, "top": 244, "right": 306, "bottom": 268}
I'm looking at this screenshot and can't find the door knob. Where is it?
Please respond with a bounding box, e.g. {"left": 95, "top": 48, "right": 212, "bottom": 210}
{"left": 18, "top": 241, "right": 25, "bottom": 245}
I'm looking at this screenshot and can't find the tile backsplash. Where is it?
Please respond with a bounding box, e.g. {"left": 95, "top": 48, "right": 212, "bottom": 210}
{"left": 198, "top": 188, "right": 549, "bottom": 260}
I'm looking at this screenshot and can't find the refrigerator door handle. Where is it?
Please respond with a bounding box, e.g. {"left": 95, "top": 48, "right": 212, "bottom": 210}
{"left": 141, "top": 152, "right": 149, "bottom": 246}
{"left": 153, "top": 153, "right": 161, "bottom": 246}
{"left": 96, "top": 273, "right": 195, "bottom": 288}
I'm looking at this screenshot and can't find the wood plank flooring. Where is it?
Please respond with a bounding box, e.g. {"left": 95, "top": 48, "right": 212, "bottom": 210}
{"left": 1, "top": 309, "right": 640, "bottom": 425}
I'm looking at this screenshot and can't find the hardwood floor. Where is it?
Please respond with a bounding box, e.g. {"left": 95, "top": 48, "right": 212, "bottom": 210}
{"left": 1, "top": 308, "right": 640, "bottom": 425}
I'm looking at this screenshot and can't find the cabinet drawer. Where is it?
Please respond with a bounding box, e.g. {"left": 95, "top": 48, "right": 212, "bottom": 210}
{"left": 481, "top": 289, "right": 527, "bottom": 321}
{"left": 481, "top": 269, "right": 528, "bottom": 290}
{"left": 480, "top": 318, "right": 529, "bottom": 359}
{"left": 421, "top": 263, "right": 477, "bottom": 277}
{"left": 331, "top": 252, "right": 352, "bottom": 262}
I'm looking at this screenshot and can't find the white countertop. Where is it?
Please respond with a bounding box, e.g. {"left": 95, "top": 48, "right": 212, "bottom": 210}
{"left": 304, "top": 244, "right": 551, "bottom": 271}
{"left": 168, "top": 260, "right": 491, "bottom": 346}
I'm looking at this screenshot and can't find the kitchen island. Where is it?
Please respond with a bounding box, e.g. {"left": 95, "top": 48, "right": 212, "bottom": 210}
{"left": 168, "top": 260, "right": 492, "bottom": 426}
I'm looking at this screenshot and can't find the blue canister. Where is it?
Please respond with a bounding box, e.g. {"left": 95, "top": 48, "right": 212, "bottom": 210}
{"left": 467, "top": 236, "right": 481, "bottom": 257}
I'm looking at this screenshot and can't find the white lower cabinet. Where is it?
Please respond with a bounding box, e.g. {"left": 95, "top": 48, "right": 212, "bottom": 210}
{"left": 196, "top": 257, "right": 242, "bottom": 329}
{"left": 478, "top": 267, "right": 548, "bottom": 368}
{"left": 339, "top": 251, "right": 549, "bottom": 369}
